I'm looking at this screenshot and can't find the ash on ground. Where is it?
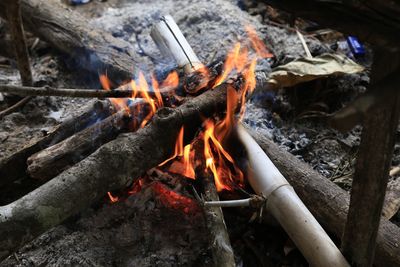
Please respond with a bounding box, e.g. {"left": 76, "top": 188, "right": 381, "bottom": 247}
{"left": 1, "top": 0, "right": 398, "bottom": 266}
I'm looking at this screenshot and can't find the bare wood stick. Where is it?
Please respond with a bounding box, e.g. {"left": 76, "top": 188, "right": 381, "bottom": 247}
{"left": 0, "top": 82, "right": 230, "bottom": 261}
{"left": 27, "top": 100, "right": 146, "bottom": 181}
{"left": 201, "top": 174, "right": 236, "bottom": 267}
{"left": 246, "top": 126, "right": 400, "bottom": 267}
{"left": 341, "top": 90, "right": 400, "bottom": 265}
{"left": 7, "top": 0, "right": 32, "bottom": 86}
{"left": 0, "top": 84, "right": 175, "bottom": 99}
{"left": 0, "top": 100, "right": 111, "bottom": 187}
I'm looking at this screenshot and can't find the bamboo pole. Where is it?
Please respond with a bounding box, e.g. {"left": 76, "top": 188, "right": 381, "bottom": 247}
{"left": 236, "top": 123, "right": 349, "bottom": 267}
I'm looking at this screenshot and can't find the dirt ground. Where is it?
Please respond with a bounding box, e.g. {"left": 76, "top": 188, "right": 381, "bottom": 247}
{"left": 1, "top": 0, "right": 398, "bottom": 266}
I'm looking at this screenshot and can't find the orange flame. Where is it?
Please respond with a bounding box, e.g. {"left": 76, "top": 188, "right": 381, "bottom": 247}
{"left": 161, "top": 71, "right": 179, "bottom": 88}
{"left": 159, "top": 126, "right": 184, "bottom": 166}
{"left": 245, "top": 25, "right": 274, "bottom": 59}
{"left": 183, "top": 144, "right": 195, "bottom": 179}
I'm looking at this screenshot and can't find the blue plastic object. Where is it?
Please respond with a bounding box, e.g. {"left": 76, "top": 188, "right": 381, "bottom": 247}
{"left": 346, "top": 36, "right": 365, "bottom": 57}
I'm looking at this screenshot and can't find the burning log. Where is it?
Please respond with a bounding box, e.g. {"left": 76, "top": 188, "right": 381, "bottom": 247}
{"left": 0, "top": 100, "right": 111, "bottom": 186}
{"left": 245, "top": 126, "right": 400, "bottom": 267}
{"left": 0, "top": 0, "right": 139, "bottom": 82}
{"left": 0, "top": 83, "right": 229, "bottom": 261}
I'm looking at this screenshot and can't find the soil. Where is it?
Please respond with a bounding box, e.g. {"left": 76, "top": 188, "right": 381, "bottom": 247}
{"left": 0, "top": 0, "right": 398, "bottom": 266}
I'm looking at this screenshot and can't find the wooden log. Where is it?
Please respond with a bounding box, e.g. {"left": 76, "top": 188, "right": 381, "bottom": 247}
{"left": 0, "top": 82, "right": 229, "bottom": 261}
{"left": 27, "top": 100, "right": 147, "bottom": 181}
{"left": 201, "top": 172, "right": 235, "bottom": 267}
{"left": 261, "top": 0, "right": 400, "bottom": 49}
{"left": 0, "top": 0, "right": 139, "bottom": 82}
{"left": 0, "top": 100, "right": 111, "bottom": 187}
{"left": 245, "top": 126, "right": 400, "bottom": 267}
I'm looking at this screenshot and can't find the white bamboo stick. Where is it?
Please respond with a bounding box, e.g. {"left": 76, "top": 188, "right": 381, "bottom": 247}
{"left": 236, "top": 123, "right": 349, "bottom": 267}
{"left": 151, "top": 15, "right": 203, "bottom": 73}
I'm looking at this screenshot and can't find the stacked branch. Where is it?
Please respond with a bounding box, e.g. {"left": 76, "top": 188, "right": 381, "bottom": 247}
{"left": 0, "top": 83, "right": 229, "bottom": 261}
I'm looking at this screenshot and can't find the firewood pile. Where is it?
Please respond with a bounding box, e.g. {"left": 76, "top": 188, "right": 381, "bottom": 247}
{"left": 1, "top": 0, "right": 400, "bottom": 266}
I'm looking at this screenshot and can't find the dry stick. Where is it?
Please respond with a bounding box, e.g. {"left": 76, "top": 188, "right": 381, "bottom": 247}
{"left": 246, "top": 126, "right": 400, "bottom": 267}
{"left": 0, "top": 100, "right": 111, "bottom": 187}
{"left": 1, "top": 0, "right": 33, "bottom": 118}
{"left": 27, "top": 100, "right": 146, "bottom": 181}
{"left": 0, "top": 82, "right": 229, "bottom": 261}
{"left": 0, "top": 84, "right": 176, "bottom": 99}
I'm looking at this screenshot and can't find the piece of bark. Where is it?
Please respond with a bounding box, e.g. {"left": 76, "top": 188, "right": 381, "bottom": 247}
{"left": 0, "top": 83, "right": 229, "bottom": 261}
{"left": 201, "top": 174, "right": 235, "bottom": 267}
{"left": 27, "top": 100, "right": 146, "bottom": 180}
{"left": 0, "top": 0, "right": 139, "bottom": 82}
{"left": 245, "top": 126, "right": 400, "bottom": 267}
{"left": 0, "top": 100, "right": 111, "bottom": 187}
{"left": 6, "top": 0, "right": 32, "bottom": 86}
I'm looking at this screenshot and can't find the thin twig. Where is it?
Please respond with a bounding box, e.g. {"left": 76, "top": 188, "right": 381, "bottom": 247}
{"left": 0, "top": 96, "right": 32, "bottom": 119}
{"left": 0, "top": 84, "right": 176, "bottom": 99}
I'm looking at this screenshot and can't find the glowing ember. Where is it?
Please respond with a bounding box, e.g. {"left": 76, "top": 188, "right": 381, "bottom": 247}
{"left": 152, "top": 182, "right": 199, "bottom": 214}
